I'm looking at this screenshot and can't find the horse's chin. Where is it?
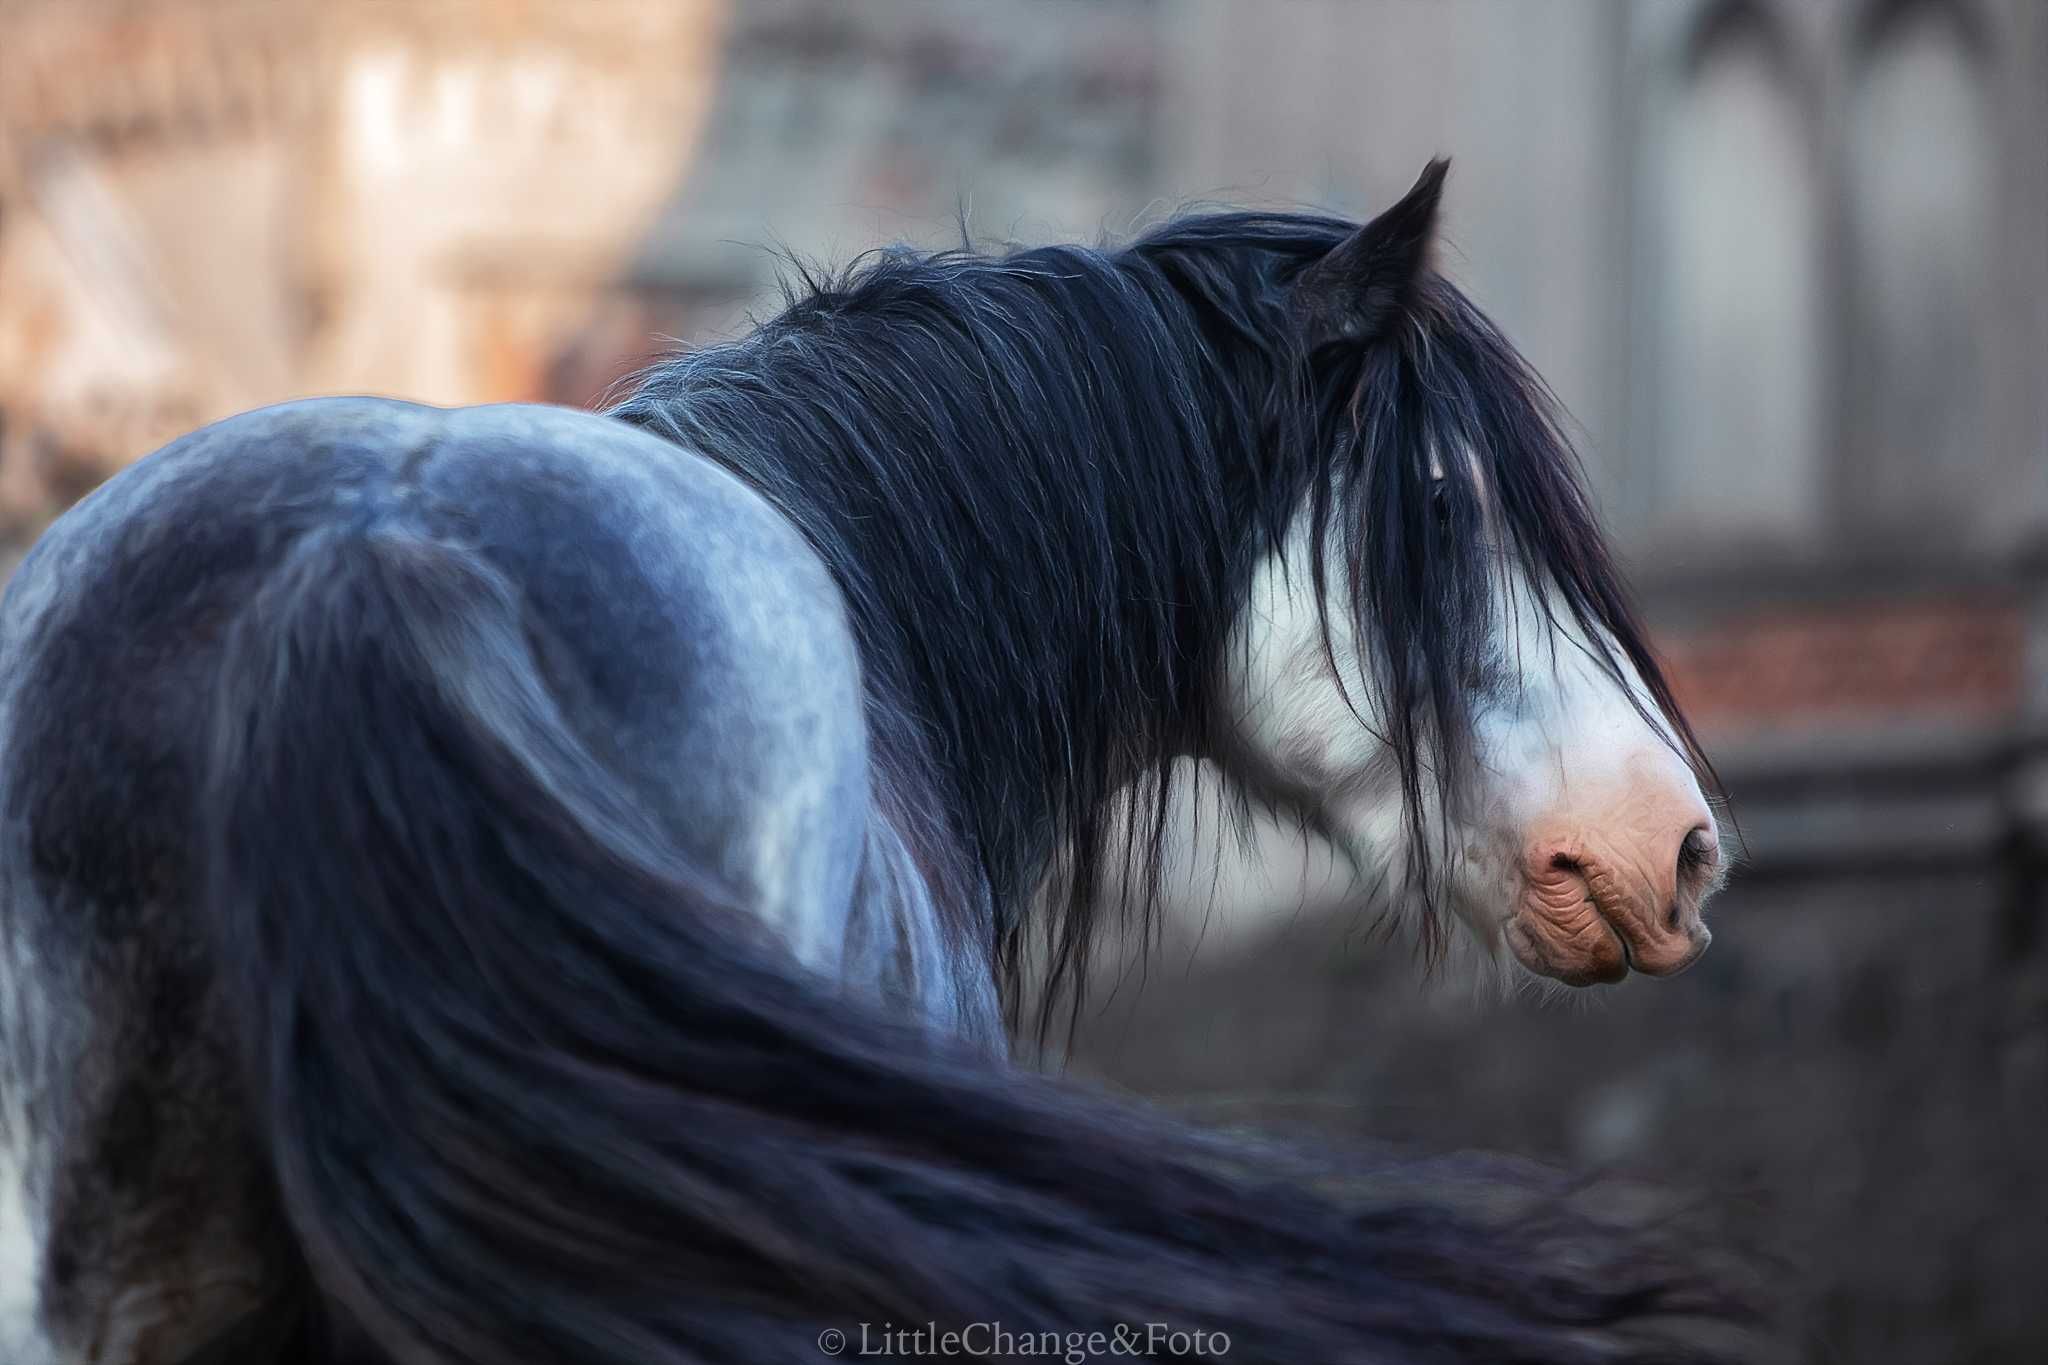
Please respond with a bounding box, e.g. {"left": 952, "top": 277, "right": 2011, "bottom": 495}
{"left": 1500, "top": 902, "right": 1631, "bottom": 987}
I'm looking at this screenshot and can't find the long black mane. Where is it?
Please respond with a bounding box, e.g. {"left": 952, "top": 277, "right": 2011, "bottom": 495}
{"left": 612, "top": 198, "right": 1708, "bottom": 1030}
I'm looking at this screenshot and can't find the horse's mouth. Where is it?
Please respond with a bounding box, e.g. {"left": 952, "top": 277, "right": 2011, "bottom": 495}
{"left": 1502, "top": 904, "right": 1630, "bottom": 986}
{"left": 1503, "top": 851, "right": 1710, "bottom": 986}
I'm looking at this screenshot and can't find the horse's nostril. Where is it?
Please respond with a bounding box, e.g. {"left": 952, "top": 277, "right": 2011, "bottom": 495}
{"left": 1666, "top": 899, "right": 1684, "bottom": 931}
{"left": 1675, "top": 823, "right": 1717, "bottom": 884}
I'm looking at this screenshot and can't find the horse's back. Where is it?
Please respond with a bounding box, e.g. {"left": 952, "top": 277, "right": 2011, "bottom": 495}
{"left": 3, "top": 397, "right": 874, "bottom": 959}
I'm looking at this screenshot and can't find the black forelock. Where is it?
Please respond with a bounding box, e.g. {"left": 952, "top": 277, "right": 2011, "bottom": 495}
{"left": 610, "top": 206, "right": 1707, "bottom": 1034}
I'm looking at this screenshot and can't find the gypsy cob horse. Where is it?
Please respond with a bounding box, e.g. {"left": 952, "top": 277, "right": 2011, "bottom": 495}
{"left": 0, "top": 163, "right": 1744, "bottom": 1364}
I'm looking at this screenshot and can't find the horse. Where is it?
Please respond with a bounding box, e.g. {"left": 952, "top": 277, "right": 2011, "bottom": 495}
{"left": 0, "top": 161, "right": 1749, "bottom": 1364}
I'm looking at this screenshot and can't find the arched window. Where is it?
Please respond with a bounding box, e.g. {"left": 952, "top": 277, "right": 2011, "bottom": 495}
{"left": 1645, "top": 2, "right": 1820, "bottom": 546}
{"left": 1845, "top": 0, "right": 1991, "bottom": 531}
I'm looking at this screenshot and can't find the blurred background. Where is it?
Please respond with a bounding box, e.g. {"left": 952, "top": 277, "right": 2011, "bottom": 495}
{"left": 3, "top": 1, "right": 2044, "bottom": 1359}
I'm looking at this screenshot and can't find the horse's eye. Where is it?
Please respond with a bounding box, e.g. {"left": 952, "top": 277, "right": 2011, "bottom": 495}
{"left": 1429, "top": 481, "right": 1454, "bottom": 536}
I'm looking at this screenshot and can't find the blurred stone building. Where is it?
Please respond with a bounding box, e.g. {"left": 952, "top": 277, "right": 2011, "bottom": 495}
{"left": 0, "top": 0, "right": 724, "bottom": 571}
{"left": 2, "top": 0, "right": 2045, "bottom": 1358}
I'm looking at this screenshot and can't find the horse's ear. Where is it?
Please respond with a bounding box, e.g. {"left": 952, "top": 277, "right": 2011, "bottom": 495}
{"left": 1294, "top": 158, "right": 1449, "bottom": 348}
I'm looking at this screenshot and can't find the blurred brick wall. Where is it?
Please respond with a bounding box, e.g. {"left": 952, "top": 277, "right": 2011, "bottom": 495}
{"left": 1663, "top": 597, "right": 2023, "bottom": 725}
